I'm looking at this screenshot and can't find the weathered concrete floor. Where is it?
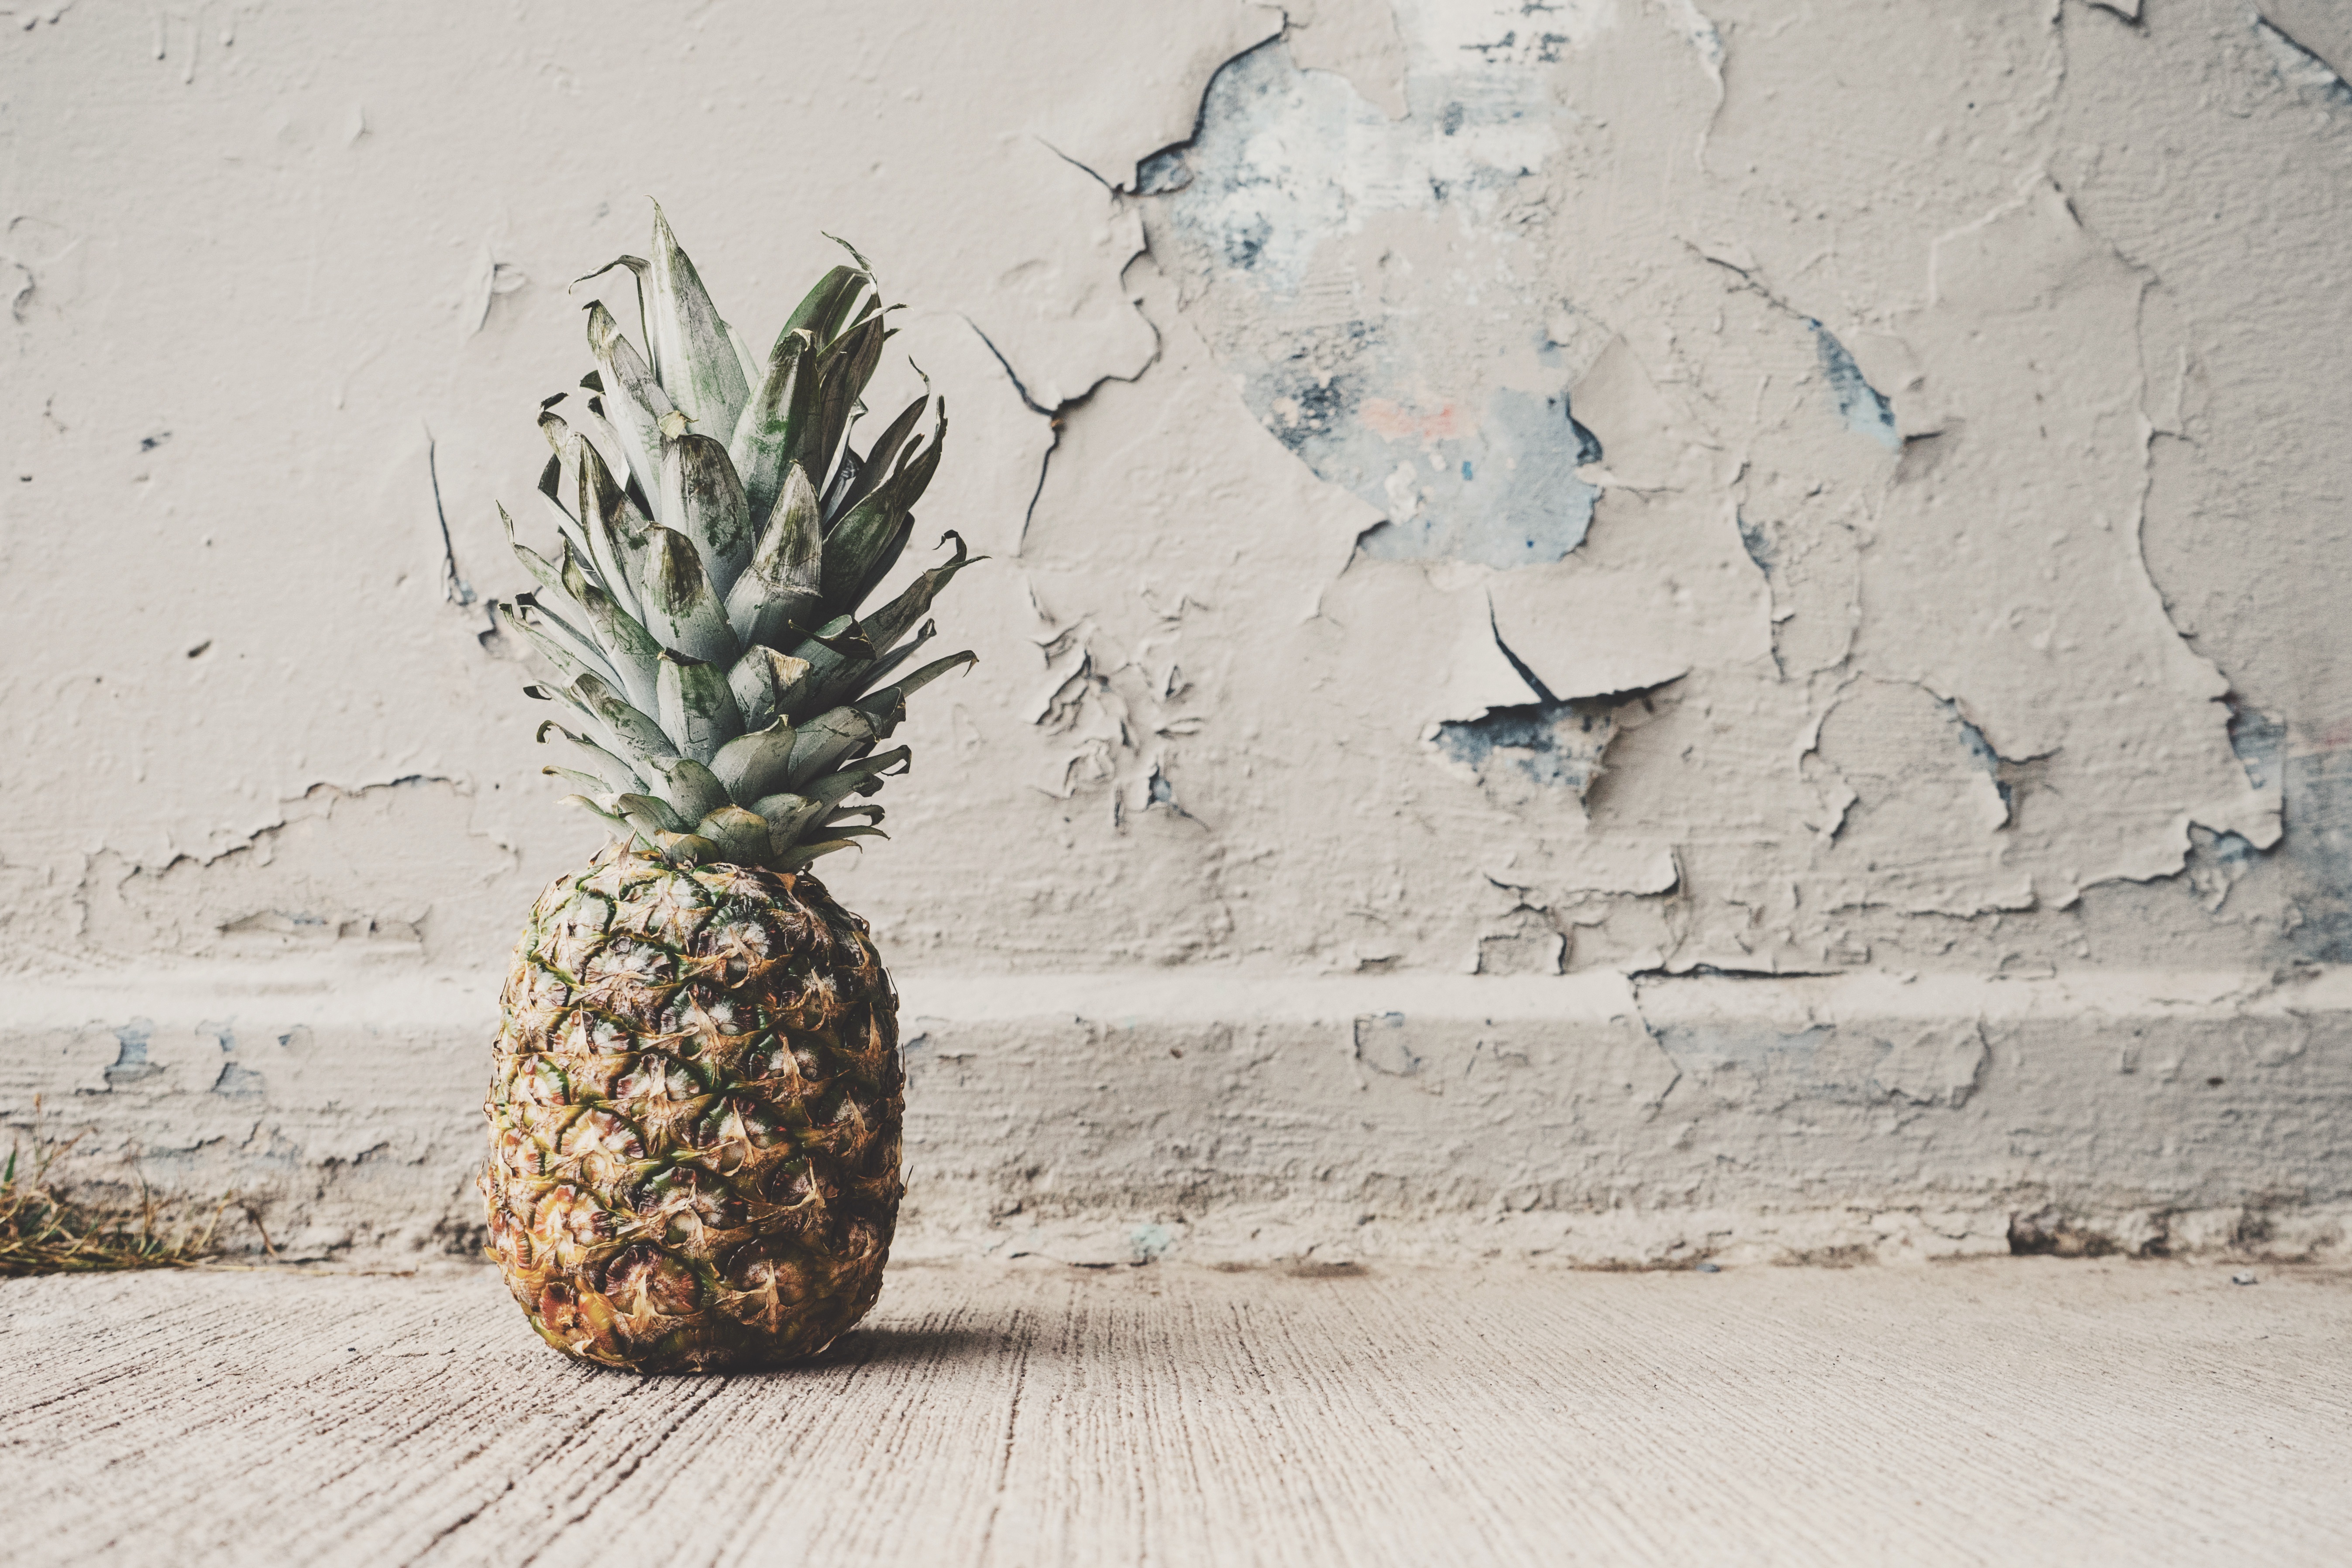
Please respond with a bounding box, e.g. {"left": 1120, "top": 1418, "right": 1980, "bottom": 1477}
{"left": 1, "top": 1259, "right": 2346, "bottom": 1567}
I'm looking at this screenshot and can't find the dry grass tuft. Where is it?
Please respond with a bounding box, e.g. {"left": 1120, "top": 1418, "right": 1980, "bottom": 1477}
{"left": 1, "top": 1124, "right": 230, "bottom": 1278}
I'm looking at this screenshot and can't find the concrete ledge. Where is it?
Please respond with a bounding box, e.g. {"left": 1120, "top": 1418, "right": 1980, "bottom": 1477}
{"left": 4, "top": 965, "right": 2348, "bottom": 1266}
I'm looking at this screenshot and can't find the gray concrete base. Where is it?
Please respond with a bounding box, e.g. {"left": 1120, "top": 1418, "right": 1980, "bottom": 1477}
{"left": 2, "top": 1258, "right": 2347, "bottom": 1566}
{"left": 5, "top": 965, "right": 2350, "bottom": 1267}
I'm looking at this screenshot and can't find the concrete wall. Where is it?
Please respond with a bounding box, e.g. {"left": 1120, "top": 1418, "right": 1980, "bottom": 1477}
{"left": 4, "top": 0, "right": 2348, "bottom": 1266}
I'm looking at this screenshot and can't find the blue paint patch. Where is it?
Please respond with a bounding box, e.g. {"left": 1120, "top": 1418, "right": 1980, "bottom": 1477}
{"left": 1130, "top": 1223, "right": 1176, "bottom": 1263}
{"left": 1434, "top": 700, "right": 1619, "bottom": 794}
{"left": 2284, "top": 743, "right": 2352, "bottom": 962}
{"left": 1810, "top": 323, "right": 1899, "bottom": 449}
{"left": 106, "top": 1019, "right": 162, "bottom": 1089}
{"left": 1938, "top": 699, "right": 2012, "bottom": 822}
{"left": 1736, "top": 511, "right": 1777, "bottom": 576}
{"left": 1145, "top": 42, "right": 1599, "bottom": 569}
{"left": 2228, "top": 702, "right": 2285, "bottom": 792}
{"left": 1349, "top": 386, "right": 1604, "bottom": 567}
{"left": 212, "top": 1062, "right": 266, "bottom": 1097}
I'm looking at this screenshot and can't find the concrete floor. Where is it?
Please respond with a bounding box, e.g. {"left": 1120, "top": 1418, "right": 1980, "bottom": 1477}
{"left": 1, "top": 1259, "right": 2345, "bottom": 1567}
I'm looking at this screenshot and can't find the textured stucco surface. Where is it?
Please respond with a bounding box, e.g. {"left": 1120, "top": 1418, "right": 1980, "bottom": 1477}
{"left": 2, "top": 0, "right": 2348, "bottom": 1265}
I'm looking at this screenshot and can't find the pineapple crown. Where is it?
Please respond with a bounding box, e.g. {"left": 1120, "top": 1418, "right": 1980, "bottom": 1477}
{"left": 500, "top": 207, "right": 977, "bottom": 873}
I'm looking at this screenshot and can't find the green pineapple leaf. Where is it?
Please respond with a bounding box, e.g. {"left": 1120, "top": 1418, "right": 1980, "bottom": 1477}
{"left": 499, "top": 601, "right": 621, "bottom": 696}
{"left": 693, "top": 804, "right": 771, "bottom": 866}
{"left": 783, "top": 705, "right": 878, "bottom": 789}
{"left": 585, "top": 299, "right": 675, "bottom": 510}
{"left": 572, "top": 671, "right": 674, "bottom": 767}
{"left": 646, "top": 203, "right": 752, "bottom": 438}
{"left": 727, "top": 646, "right": 816, "bottom": 732}
{"left": 614, "top": 791, "right": 687, "bottom": 835}
{"left": 709, "top": 720, "right": 798, "bottom": 804}
{"left": 725, "top": 463, "right": 825, "bottom": 650}
{"left": 729, "top": 330, "right": 818, "bottom": 532}
{"left": 659, "top": 432, "right": 753, "bottom": 596}
{"left": 536, "top": 719, "right": 649, "bottom": 794}
{"left": 655, "top": 650, "right": 745, "bottom": 763}
{"left": 646, "top": 756, "right": 729, "bottom": 824}
{"left": 639, "top": 526, "right": 739, "bottom": 666}
{"left": 578, "top": 441, "right": 651, "bottom": 623}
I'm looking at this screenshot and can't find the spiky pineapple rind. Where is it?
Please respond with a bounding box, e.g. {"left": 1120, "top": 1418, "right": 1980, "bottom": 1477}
{"left": 481, "top": 843, "right": 903, "bottom": 1373}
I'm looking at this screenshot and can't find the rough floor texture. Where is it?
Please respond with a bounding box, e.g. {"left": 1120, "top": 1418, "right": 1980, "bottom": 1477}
{"left": 2, "top": 1260, "right": 2345, "bottom": 1567}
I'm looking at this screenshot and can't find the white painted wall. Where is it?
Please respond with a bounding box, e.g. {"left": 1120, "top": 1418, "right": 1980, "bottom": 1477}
{"left": 5, "top": 0, "right": 2349, "bottom": 1266}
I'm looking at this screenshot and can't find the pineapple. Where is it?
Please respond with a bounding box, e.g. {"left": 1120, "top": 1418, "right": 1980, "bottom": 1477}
{"left": 478, "top": 209, "right": 974, "bottom": 1372}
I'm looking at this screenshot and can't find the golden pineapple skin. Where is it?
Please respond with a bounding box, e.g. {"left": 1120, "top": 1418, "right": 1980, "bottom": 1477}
{"left": 480, "top": 843, "right": 903, "bottom": 1372}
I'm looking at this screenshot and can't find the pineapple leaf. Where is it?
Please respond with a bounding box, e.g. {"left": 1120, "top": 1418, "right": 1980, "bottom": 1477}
{"left": 572, "top": 671, "right": 675, "bottom": 767}
{"left": 572, "top": 581, "right": 663, "bottom": 714}
{"left": 783, "top": 705, "right": 878, "bottom": 788}
{"left": 725, "top": 462, "right": 824, "bottom": 650}
{"left": 860, "top": 530, "right": 977, "bottom": 653}
{"left": 581, "top": 395, "right": 657, "bottom": 516}
{"left": 567, "top": 395, "right": 636, "bottom": 513}
{"left": 616, "top": 792, "right": 687, "bottom": 835}
{"left": 773, "top": 265, "right": 863, "bottom": 354}
{"left": 536, "top": 719, "right": 649, "bottom": 794}
{"left": 709, "top": 719, "right": 798, "bottom": 805}
{"left": 810, "top": 315, "right": 889, "bottom": 492}
{"left": 819, "top": 449, "right": 861, "bottom": 525}
{"left": 724, "top": 321, "right": 763, "bottom": 407}
{"left": 750, "top": 746, "right": 911, "bottom": 848}
{"left": 656, "top": 650, "right": 745, "bottom": 763}
{"left": 542, "top": 765, "right": 613, "bottom": 794}
{"left": 646, "top": 757, "right": 729, "bottom": 824}
{"left": 557, "top": 536, "right": 612, "bottom": 622}
{"left": 499, "top": 600, "right": 623, "bottom": 695}
{"left": 842, "top": 619, "right": 937, "bottom": 707}
{"left": 856, "top": 650, "right": 977, "bottom": 736}
{"left": 774, "top": 614, "right": 873, "bottom": 722}
{"left": 777, "top": 836, "right": 866, "bottom": 867}
{"left": 573, "top": 253, "right": 652, "bottom": 348}
{"left": 502, "top": 506, "right": 591, "bottom": 621}
{"left": 560, "top": 793, "right": 660, "bottom": 856}
{"left": 693, "top": 804, "right": 770, "bottom": 866}
{"left": 579, "top": 441, "right": 651, "bottom": 624}
{"left": 727, "top": 646, "right": 816, "bottom": 732}
{"left": 660, "top": 432, "right": 753, "bottom": 597}
{"left": 653, "top": 830, "right": 722, "bottom": 868}
{"left": 745, "top": 790, "right": 818, "bottom": 846}
{"left": 818, "top": 505, "right": 911, "bottom": 616}
{"left": 512, "top": 587, "right": 598, "bottom": 661}
{"left": 819, "top": 409, "right": 945, "bottom": 611}
{"left": 729, "top": 330, "right": 817, "bottom": 532}
{"left": 842, "top": 391, "right": 930, "bottom": 518}
{"left": 646, "top": 204, "right": 753, "bottom": 438}
{"left": 639, "top": 526, "right": 740, "bottom": 665}
{"left": 585, "top": 299, "right": 678, "bottom": 515}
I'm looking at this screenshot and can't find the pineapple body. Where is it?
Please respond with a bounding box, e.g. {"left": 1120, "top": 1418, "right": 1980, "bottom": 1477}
{"left": 481, "top": 845, "right": 902, "bottom": 1371}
